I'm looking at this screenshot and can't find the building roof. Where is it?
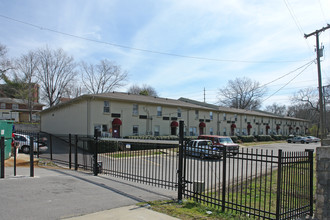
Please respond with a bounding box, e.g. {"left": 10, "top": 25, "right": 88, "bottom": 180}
{"left": 0, "top": 97, "right": 44, "bottom": 107}
{"left": 41, "top": 92, "right": 213, "bottom": 114}
{"left": 40, "top": 92, "right": 307, "bottom": 122}
{"left": 179, "top": 97, "right": 307, "bottom": 122}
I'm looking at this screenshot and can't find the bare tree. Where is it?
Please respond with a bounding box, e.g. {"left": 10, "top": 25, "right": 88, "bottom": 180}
{"left": 36, "top": 47, "right": 77, "bottom": 107}
{"left": 290, "top": 87, "right": 321, "bottom": 135}
{"left": 81, "top": 59, "right": 128, "bottom": 94}
{"left": 14, "top": 51, "right": 39, "bottom": 121}
{"left": 218, "top": 77, "right": 266, "bottom": 110}
{"left": 127, "top": 84, "right": 158, "bottom": 96}
{"left": 264, "top": 103, "right": 286, "bottom": 116}
{"left": 0, "top": 43, "right": 12, "bottom": 78}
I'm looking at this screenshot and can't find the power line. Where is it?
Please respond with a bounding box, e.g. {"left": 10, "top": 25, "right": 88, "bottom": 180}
{"left": 0, "top": 14, "right": 309, "bottom": 64}
{"left": 283, "top": 0, "right": 313, "bottom": 53}
{"left": 261, "top": 60, "right": 314, "bottom": 103}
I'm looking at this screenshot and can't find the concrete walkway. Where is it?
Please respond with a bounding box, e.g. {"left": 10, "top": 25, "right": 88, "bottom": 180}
{"left": 0, "top": 155, "right": 178, "bottom": 220}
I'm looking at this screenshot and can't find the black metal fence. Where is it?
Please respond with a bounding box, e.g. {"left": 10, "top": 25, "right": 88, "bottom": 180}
{"left": 9, "top": 130, "right": 314, "bottom": 219}
{"left": 180, "top": 145, "right": 314, "bottom": 220}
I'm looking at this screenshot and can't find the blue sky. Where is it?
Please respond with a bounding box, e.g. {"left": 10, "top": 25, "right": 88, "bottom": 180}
{"left": 0, "top": 0, "right": 329, "bottom": 108}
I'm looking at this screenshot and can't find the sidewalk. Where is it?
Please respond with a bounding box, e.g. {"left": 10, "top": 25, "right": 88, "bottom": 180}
{"left": 64, "top": 205, "right": 179, "bottom": 220}
{"left": 1, "top": 154, "right": 178, "bottom": 220}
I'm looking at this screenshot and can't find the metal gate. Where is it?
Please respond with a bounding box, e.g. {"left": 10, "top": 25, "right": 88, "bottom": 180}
{"left": 178, "top": 143, "right": 314, "bottom": 220}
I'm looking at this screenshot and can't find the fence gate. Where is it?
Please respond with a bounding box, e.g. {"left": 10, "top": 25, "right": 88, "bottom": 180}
{"left": 179, "top": 143, "right": 314, "bottom": 220}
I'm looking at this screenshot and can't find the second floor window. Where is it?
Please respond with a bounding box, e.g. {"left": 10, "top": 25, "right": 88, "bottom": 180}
{"left": 104, "top": 101, "right": 110, "bottom": 113}
{"left": 223, "top": 113, "right": 226, "bottom": 121}
{"left": 210, "top": 111, "right": 213, "bottom": 120}
{"left": 12, "top": 104, "right": 18, "bottom": 110}
{"left": 177, "top": 108, "right": 181, "bottom": 118}
{"left": 157, "top": 106, "right": 162, "bottom": 116}
{"left": 195, "top": 110, "right": 199, "bottom": 119}
{"left": 0, "top": 103, "right": 5, "bottom": 109}
{"left": 133, "top": 104, "right": 138, "bottom": 116}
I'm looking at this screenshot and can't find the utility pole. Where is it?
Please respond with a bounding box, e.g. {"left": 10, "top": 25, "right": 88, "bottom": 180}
{"left": 304, "top": 24, "right": 330, "bottom": 146}
{"left": 203, "top": 87, "right": 206, "bottom": 103}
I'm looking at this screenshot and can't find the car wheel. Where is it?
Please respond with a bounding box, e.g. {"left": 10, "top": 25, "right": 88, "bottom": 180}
{"left": 200, "top": 153, "right": 205, "bottom": 159}
{"left": 287, "top": 140, "right": 291, "bottom": 143}
{"left": 301, "top": 140, "right": 305, "bottom": 144}
{"left": 22, "top": 146, "right": 30, "bottom": 154}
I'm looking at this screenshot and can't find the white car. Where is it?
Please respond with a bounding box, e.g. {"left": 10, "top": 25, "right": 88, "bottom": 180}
{"left": 306, "top": 136, "right": 320, "bottom": 143}
{"left": 13, "top": 133, "right": 48, "bottom": 154}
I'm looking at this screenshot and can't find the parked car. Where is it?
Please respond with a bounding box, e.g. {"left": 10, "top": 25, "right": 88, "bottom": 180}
{"left": 198, "top": 135, "right": 239, "bottom": 155}
{"left": 287, "top": 136, "right": 311, "bottom": 144}
{"left": 186, "top": 140, "right": 222, "bottom": 159}
{"left": 306, "top": 136, "right": 320, "bottom": 143}
{"left": 13, "top": 133, "right": 48, "bottom": 154}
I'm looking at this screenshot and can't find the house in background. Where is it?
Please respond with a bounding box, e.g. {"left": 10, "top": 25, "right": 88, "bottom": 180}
{"left": 0, "top": 98, "right": 44, "bottom": 122}
{"left": 0, "top": 83, "right": 44, "bottom": 122}
{"left": 40, "top": 92, "right": 309, "bottom": 137}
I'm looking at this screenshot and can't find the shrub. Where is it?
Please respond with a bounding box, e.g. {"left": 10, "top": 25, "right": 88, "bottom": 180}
{"left": 87, "top": 140, "right": 120, "bottom": 153}
{"left": 239, "top": 135, "right": 254, "bottom": 143}
{"left": 230, "top": 136, "right": 238, "bottom": 143}
{"left": 256, "top": 135, "right": 272, "bottom": 141}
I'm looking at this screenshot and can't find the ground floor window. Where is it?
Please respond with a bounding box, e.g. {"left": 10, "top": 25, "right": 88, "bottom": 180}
{"left": 154, "top": 125, "right": 160, "bottom": 136}
{"left": 189, "top": 127, "right": 197, "bottom": 136}
{"left": 210, "top": 127, "right": 213, "bottom": 135}
{"left": 133, "top": 125, "right": 139, "bottom": 135}
{"left": 223, "top": 127, "right": 226, "bottom": 136}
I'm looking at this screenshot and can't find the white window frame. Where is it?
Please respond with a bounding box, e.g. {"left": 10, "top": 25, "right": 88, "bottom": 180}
{"left": 210, "top": 111, "right": 213, "bottom": 120}
{"left": 133, "top": 104, "right": 138, "bottom": 116}
{"left": 157, "top": 106, "right": 162, "bottom": 117}
{"left": 133, "top": 125, "right": 139, "bottom": 135}
{"left": 103, "top": 101, "right": 110, "bottom": 113}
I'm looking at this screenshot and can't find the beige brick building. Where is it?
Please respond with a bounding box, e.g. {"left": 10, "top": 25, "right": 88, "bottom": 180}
{"left": 40, "top": 92, "right": 308, "bottom": 137}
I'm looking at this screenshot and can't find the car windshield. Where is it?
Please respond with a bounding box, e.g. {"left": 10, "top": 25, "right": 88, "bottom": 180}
{"left": 219, "top": 138, "right": 233, "bottom": 144}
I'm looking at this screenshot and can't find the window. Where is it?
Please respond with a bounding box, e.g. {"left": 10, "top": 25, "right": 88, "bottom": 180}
{"left": 103, "top": 101, "right": 110, "bottom": 113}
{"left": 210, "top": 111, "right": 213, "bottom": 120}
{"left": 0, "top": 103, "right": 5, "bottom": 109}
{"left": 177, "top": 108, "right": 181, "bottom": 118}
{"left": 223, "top": 113, "right": 226, "bottom": 121}
{"left": 195, "top": 110, "right": 199, "bottom": 120}
{"left": 244, "top": 115, "right": 247, "bottom": 122}
{"left": 154, "top": 125, "right": 160, "bottom": 136}
{"left": 210, "top": 127, "right": 214, "bottom": 135}
{"left": 133, "top": 125, "right": 139, "bottom": 135}
{"left": 102, "top": 125, "right": 108, "bottom": 132}
{"left": 189, "top": 127, "right": 197, "bottom": 136}
{"left": 234, "top": 114, "right": 237, "bottom": 121}
{"left": 12, "top": 104, "right": 18, "bottom": 110}
{"left": 157, "top": 106, "right": 162, "bottom": 116}
{"left": 133, "top": 104, "right": 138, "bottom": 116}
{"left": 223, "top": 127, "right": 227, "bottom": 136}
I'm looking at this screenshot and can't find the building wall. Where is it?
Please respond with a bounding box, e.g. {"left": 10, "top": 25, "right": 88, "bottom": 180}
{"left": 40, "top": 97, "right": 309, "bottom": 137}
{"left": 41, "top": 100, "right": 88, "bottom": 135}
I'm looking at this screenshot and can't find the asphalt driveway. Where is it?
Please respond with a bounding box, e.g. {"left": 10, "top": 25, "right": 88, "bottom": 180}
{"left": 0, "top": 166, "right": 176, "bottom": 220}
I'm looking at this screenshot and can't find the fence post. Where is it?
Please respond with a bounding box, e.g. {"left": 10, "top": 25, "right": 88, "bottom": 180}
{"left": 37, "top": 133, "right": 40, "bottom": 158}
{"left": 30, "top": 136, "right": 34, "bottom": 177}
{"left": 93, "top": 135, "right": 98, "bottom": 176}
{"left": 177, "top": 120, "right": 184, "bottom": 202}
{"left": 75, "top": 135, "right": 78, "bottom": 170}
{"left": 306, "top": 149, "right": 314, "bottom": 217}
{"left": 13, "top": 140, "right": 16, "bottom": 176}
{"left": 69, "top": 134, "right": 72, "bottom": 169}
{"left": 276, "top": 149, "right": 283, "bottom": 220}
{"left": 49, "top": 134, "right": 53, "bottom": 160}
{"left": 1, "top": 137, "right": 4, "bottom": 179}
{"left": 221, "top": 147, "right": 227, "bottom": 212}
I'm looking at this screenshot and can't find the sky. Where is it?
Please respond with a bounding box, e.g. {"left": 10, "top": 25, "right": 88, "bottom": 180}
{"left": 0, "top": 0, "right": 330, "bottom": 109}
